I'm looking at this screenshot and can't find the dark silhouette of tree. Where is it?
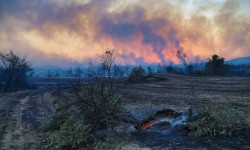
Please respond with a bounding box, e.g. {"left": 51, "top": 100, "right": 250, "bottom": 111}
{"left": 0, "top": 50, "right": 33, "bottom": 89}
{"left": 147, "top": 67, "right": 153, "bottom": 74}
{"left": 98, "top": 50, "right": 121, "bottom": 78}
{"left": 205, "top": 54, "right": 226, "bottom": 76}
{"left": 166, "top": 66, "right": 173, "bottom": 73}
{"left": 128, "top": 65, "right": 146, "bottom": 83}
{"left": 176, "top": 50, "right": 187, "bottom": 68}
{"left": 176, "top": 49, "right": 193, "bottom": 74}
{"left": 187, "top": 65, "right": 194, "bottom": 75}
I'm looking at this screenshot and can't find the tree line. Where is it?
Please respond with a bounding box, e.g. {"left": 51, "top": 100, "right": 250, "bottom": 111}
{"left": 1, "top": 49, "right": 249, "bottom": 91}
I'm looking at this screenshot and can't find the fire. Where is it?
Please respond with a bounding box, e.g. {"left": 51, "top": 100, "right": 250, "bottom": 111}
{"left": 141, "top": 114, "right": 173, "bottom": 130}
{"left": 141, "top": 120, "right": 158, "bottom": 130}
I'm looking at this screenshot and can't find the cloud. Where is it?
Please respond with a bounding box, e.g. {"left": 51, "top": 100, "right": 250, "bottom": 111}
{"left": 0, "top": 0, "right": 249, "bottom": 66}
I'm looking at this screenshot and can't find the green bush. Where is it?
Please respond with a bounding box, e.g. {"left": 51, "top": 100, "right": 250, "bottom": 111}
{"left": 188, "top": 104, "right": 249, "bottom": 137}
{"left": 39, "top": 113, "right": 68, "bottom": 132}
{"left": 45, "top": 119, "right": 94, "bottom": 150}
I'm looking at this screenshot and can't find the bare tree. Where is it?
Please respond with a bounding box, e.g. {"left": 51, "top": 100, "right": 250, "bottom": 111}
{"left": 176, "top": 50, "right": 188, "bottom": 69}
{"left": 176, "top": 49, "right": 193, "bottom": 74}
{"left": 55, "top": 50, "right": 135, "bottom": 131}
{"left": 147, "top": 67, "right": 153, "bottom": 74}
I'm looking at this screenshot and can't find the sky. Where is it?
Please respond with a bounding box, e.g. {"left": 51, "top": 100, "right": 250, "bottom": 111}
{"left": 0, "top": 0, "right": 250, "bottom": 67}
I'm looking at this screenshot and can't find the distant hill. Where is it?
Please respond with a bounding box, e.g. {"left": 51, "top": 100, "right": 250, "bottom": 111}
{"left": 226, "top": 56, "right": 250, "bottom": 65}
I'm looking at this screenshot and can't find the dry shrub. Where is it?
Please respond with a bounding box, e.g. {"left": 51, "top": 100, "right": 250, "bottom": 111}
{"left": 188, "top": 104, "right": 249, "bottom": 137}
{"left": 40, "top": 50, "right": 130, "bottom": 149}
{"left": 44, "top": 119, "right": 95, "bottom": 150}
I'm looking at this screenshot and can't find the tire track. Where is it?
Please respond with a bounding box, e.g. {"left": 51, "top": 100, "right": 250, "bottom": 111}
{"left": 0, "top": 88, "right": 56, "bottom": 150}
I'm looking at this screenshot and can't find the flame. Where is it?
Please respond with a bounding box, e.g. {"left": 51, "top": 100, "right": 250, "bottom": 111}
{"left": 141, "top": 114, "right": 173, "bottom": 130}
{"left": 141, "top": 120, "right": 158, "bottom": 130}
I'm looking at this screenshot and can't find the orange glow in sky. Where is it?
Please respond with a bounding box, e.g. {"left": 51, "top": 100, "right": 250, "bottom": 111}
{"left": 0, "top": 0, "right": 249, "bottom": 66}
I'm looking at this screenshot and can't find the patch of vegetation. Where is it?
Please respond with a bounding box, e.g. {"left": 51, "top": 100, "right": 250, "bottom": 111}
{"left": 128, "top": 65, "right": 157, "bottom": 83}
{"left": 39, "top": 113, "right": 68, "bottom": 132}
{"left": 128, "top": 65, "right": 146, "bottom": 83}
{"left": 71, "top": 84, "right": 124, "bottom": 130}
{"left": 40, "top": 50, "right": 133, "bottom": 149}
{"left": 39, "top": 107, "right": 117, "bottom": 149}
{"left": 44, "top": 119, "right": 95, "bottom": 150}
{"left": 226, "top": 64, "right": 250, "bottom": 76}
{"left": 188, "top": 104, "right": 249, "bottom": 137}
{"left": 166, "top": 66, "right": 174, "bottom": 73}
{"left": 204, "top": 54, "right": 226, "bottom": 76}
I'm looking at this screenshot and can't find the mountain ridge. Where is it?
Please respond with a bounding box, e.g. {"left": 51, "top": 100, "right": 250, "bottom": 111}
{"left": 226, "top": 56, "right": 250, "bottom": 65}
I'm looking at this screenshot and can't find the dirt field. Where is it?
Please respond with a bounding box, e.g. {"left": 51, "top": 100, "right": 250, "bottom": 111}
{"left": 0, "top": 74, "right": 249, "bottom": 149}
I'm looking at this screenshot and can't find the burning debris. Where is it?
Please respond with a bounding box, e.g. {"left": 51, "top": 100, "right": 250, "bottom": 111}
{"left": 114, "top": 108, "right": 189, "bottom": 133}
{"left": 139, "top": 109, "right": 185, "bottom": 130}
{"left": 141, "top": 120, "right": 158, "bottom": 130}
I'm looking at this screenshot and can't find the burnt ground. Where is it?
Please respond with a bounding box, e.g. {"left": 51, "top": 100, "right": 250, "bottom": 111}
{"left": 120, "top": 74, "right": 250, "bottom": 149}
{"left": 0, "top": 87, "right": 57, "bottom": 149}
{"left": 0, "top": 74, "right": 250, "bottom": 149}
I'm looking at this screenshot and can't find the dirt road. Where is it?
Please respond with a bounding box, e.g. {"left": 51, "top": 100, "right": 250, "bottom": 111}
{"left": 0, "top": 88, "right": 56, "bottom": 150}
